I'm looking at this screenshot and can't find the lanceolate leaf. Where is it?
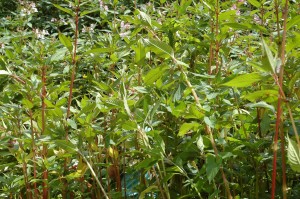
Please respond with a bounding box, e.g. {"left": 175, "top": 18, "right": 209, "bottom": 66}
{"left": 143, "top": 38, "right": 174, "bottom": 58}
{"left": 222, "top": 73, "right": 263, "bottom": 87}
{"left": 261, "top": 38, "right": 276, "bottom": 73}
{"left": 59, "top": 33, "right": 73, "bottom": 53}
{"left": 287, "top": 136, "right": 300, "bottom": 173}
{"left": 52, "top": 4, "right": 75, "bottom": 16}
{"left": 287, "top": 15, "right": 300, "bottom": 30}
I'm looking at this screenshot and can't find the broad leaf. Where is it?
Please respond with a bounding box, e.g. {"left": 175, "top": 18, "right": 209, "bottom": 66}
{"left": 206, "top": 154, "right": 222, "bottom": 183}
{"left": 178, "top": 122, "right": 199, "bottom": 136}
{"left": 143, "top": 38, "right": 174, "bottom": 58}
{"left": 248, "top": 0, "right": 261, "bottom": 7}
{"left": 287, "top": 136, "right": 300, "bottom": 173}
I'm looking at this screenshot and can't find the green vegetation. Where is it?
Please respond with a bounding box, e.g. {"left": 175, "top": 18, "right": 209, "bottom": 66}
{"left": 0, "top": 0, "right": 300, "bottom": 198}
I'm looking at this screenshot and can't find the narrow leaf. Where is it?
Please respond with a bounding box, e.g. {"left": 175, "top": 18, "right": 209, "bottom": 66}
{"left": 287, "top": 15, "right": 300, "bottom": 30}
{"left": 261, "top": 39, "right": 276, "bottom": 73}
{"left": 59, "top": 33, "right": 73, "bottom": 53}
{"left": 53, "top": 4, "right": 75, "bottom": 16}
{"left": 222, "top": 73, "right": 263, "bottom": 87}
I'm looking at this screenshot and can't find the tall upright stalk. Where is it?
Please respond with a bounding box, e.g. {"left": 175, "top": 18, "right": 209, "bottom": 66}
{"left": 41, "top": 65, "right": 49, "bottom": 199}
{"left": 271, "top": 1, "right": 289, "bottom": 198}
{"left": 64, "top": 1, "right": 80, "bottom": 198}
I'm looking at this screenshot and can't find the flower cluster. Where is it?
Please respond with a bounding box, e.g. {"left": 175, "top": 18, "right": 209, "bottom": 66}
{"left": 99, "top": 0, "right": 108, "bottom": 11}
{"left": 120, "top": 21, "right": 131, "bottom": 38}
{"left": 19, "top": 1, "right": 38, "bottom": 17}
{"left": 33, "top": 29, "right": 49, "bottom": 40}
{"left": 82, "top": 23, "right": 96, "bottom": 33}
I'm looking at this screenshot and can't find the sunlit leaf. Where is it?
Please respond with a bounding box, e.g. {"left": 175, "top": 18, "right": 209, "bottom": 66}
{"left": 222, "top": 73, "right": 263, "bottom": 87}
{"left": 248, "top": 0, "right": 261, "bottom": 7}
{"left": 143, "top": 38, "right": 174, "bottom": 58}
{"left": 287, "top": 15, "right": 300, "bottom": 30}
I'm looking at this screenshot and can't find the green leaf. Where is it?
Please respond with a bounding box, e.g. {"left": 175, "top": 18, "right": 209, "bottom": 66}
{"left": 222, "top": 73, "right": 263, "bottom": 87}
{"left": 22, "top": 99, "right": 33, "bottom": 109}
{"left": 143, "top": 38, "right": 174, "bottom": 58}
{"left": 261, "top": 39, "right": 276, "bottom": 73}
{"left": 84, "top": 48, "right": 114, "bottom": 55}
{"left": 178, "top": 0, "right": 192, "bottom": 15}
{"left": 248, "top": 0, "right": 261, "bottom": 8}
{"left": 55, "top": 140, "right": 78, "bottom": 153}
{"left": 53, "top": 4, "right": 75, "bottom": 16}
{"left": 206, "top": 154, "right": 222, "bottom": 183}
{"left": 197, "top": 135, "right": 204, "bottom": 152}
{"left": 144, "top": 65, "right": 168, "bottom": 86}
{"left": 245, "top": 101, "right": 275, "bottom": 112}
{"left": 80, "top": 8, "right": 100, "bottom": 17}
{"left": 59, "top": 33, "right": 73, "bottom": 53}
{"left": 287, "top": 15, "right": 300, "bottom": 30}
{"left": 178, "top": 122, "right": 199, "bottom": 137}
{"left": 51, "top": 48, "right": 68, "bottom": 62}
{"left": 138, "top": 10, "right": 152, "bottom": 27}
{"left": 67, "top": 119, "right": 77, "bottom": 129}
{"left": 287, "top": 136, "right": 300, "bottom": 173}
{"left": 204, "top": 117, "right": 215, "bottom": 128}
{"left": 243, "top": 90, "right": 278, "bottom": 102}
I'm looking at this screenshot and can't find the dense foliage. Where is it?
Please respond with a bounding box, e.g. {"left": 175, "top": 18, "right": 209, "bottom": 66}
{"left": 0, "top": 0, "right": 300, "bottom": 198}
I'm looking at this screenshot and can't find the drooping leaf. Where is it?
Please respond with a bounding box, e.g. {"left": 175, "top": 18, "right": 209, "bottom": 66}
{"left": 287, "top": 136, "right": 300, "bottom": 173}
{"left": 261, "top": 38, "right": 276, "bottom": 73}
{"left": 197, "top": 135, "right": 204, "bottom": 152}
{"left": 206, "top": 154, "right": 222, "bottom": 183}
{"left": 222, "top": 73, "right": 263, "bottom": 87}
